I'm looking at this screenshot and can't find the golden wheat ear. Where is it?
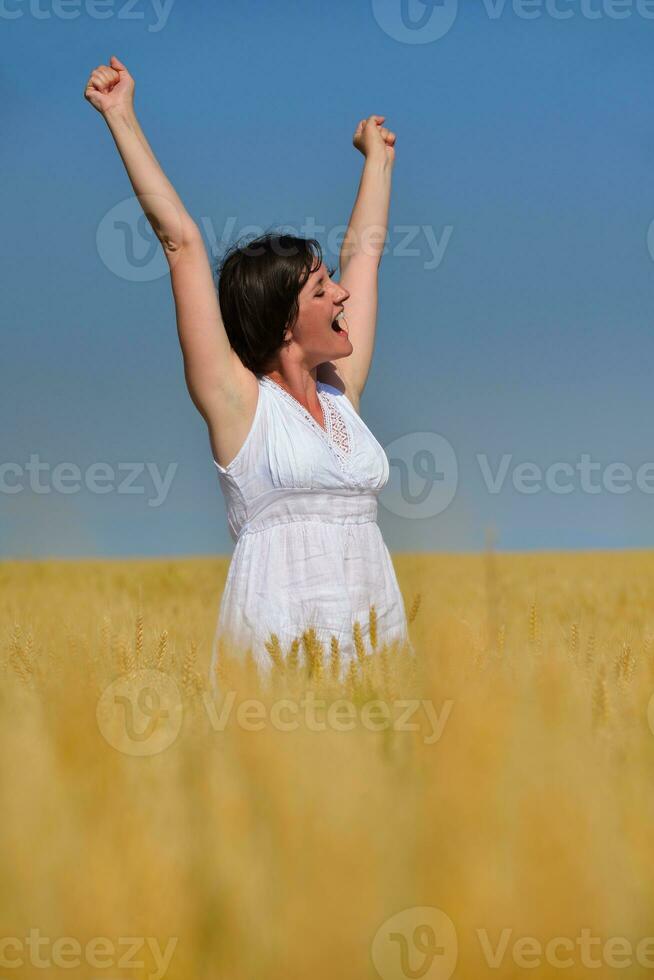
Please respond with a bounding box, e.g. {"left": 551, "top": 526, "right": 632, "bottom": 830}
{"left": 155, "top": 629, "right": 168, "bottom": 669}
{"left": 329, "top": 635, "right": 341, "bottom": 682}
{"left": 264, "top": 633, "right": 284, "bottom": 672}
{"left": 182, "top": 640, "right": 199, "bottom": 697}
{"left": 135, "top": 611, "right": 144, "bottom": 663}
{"left": 286, "top": 637, "right": 300, "bottom": 673}
{"left": 352, "top": 621, "right": 366, "bottom": 664}
{"left": 592, "top": 665, "right": 611, "bottom": 729}
{"left": 345, "top": 656, "right": 358, "bottom": 696}
{"left": 407, "top": 592, "right": 421, "bottom": 624}
{"left": 368, "top": 604, "right": 378, "bottom": 652}
{"left": 8, "top": 624, "right": 33, "bottom": 685}
{"left": 117, "top": 634, "right": 135, "bottom": 675}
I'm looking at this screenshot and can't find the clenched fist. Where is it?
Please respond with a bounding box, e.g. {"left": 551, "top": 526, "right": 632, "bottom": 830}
{"left": 352, "top": 115, "right": 396, "bottom": 166}
{"left": 84, "top": 55, "right": 135, "bottom": 115}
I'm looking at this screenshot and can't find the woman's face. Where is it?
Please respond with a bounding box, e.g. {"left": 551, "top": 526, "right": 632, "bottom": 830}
{"left": 287, "top": 261, "right": 353, "bottom": 365}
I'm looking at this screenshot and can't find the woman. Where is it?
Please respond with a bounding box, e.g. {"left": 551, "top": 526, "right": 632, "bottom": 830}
{"left": 85, "top": 56, "right": 412, "bottom": 681}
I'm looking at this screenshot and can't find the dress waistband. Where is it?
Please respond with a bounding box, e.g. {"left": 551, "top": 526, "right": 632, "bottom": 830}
{"left": 235, "top": 487, "right": 379, "bottom": 539}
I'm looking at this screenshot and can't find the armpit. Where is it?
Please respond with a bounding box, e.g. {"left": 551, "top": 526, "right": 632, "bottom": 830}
{"left": 316, "top": 361, "right": 361, "bottom": 415}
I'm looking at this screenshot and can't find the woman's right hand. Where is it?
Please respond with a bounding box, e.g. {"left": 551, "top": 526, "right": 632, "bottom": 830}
{"left": 352, "top": 114, "right": 396, "bottom": 166}
{"left": 84, "top": 55, "right": 135, "bottom": 116}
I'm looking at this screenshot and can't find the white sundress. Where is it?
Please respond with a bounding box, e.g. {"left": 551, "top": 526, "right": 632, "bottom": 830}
{"left": 209, "top": 374, "right": 412, "bottom": 680}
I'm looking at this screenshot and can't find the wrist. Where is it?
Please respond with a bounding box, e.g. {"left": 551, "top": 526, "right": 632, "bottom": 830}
{"left": 363, "top": 151, "right": 392, "bottom": 173}
{"left": 103, "top": 103, "right": 136, "bottom": 125}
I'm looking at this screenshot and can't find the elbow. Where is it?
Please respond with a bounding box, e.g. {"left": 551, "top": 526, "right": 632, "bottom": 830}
{"left": 160, "top": 222, "right": 202, "bottom": 257}
{"left": 160, "top": 234, "right": 183, "bottom": 255}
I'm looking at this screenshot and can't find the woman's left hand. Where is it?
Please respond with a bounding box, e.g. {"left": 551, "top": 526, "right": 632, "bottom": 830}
{"left": 352, "top": 115, "right": 396, "bottom": 165}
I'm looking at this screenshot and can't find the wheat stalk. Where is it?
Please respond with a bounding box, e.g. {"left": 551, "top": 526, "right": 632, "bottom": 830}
{"left": 614, "top": 643, "right": 636, "bottom": 684}
{"left": 264, "top": 633, "right": 285, "bottom": 674}
{"left": 286, "top": 637, "right": 300, "bottom": 674}
{"left": 585, "top": 632, "right": 596, "bottom": 673}
{"left": 379, "top": 646, "right": 391, "bottom": 696}
{"left": 407, "top": 593, "right": 421, "bottom": 624}
{"left": 155, "top": 629, "right": 168, "bottom": 670}
{"left": 100, "top": 615, "right": 111, "bottom": 662}
{"left": 592, "top": 665, "right": 610, "bottom": 729}
{"left": 353, "top": 621, "right": 366, "bottom": 665}
{"left": 528, "top": 601, "right": 540, "bottom": 652}
{"left": 9, "top": 624, "right": 32, "bottom": 684}
{"left": 135, "top": 611, "right": 144, "bottom": 663}
{"left": 118, "top": 634, "right": 135, "bottom": 675}
{"left": 182, "top": 640, "right": 198, "bottom": 697}
{"left": 301, "top": 628, "right": 324, "bottom": 681}
{"left": 345, "top": 657, "right": 358, "bottom": 697}
{"left": 497, "top": 624, "right": 506, "bottom": 658}
{"left": 329, "top": 636, "right": 341, "bottom": 683}
{"left": 369, "top": 604, "right": 378, "bottom": 652}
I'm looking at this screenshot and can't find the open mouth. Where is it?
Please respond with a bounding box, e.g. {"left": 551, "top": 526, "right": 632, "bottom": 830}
{"left": 331, "top": 311, "right": 348, "bottom": 335}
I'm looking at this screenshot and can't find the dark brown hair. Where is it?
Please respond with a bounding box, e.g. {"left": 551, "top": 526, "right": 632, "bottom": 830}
{"left": 215, "top": 231, "right": 333, "bottom": 375}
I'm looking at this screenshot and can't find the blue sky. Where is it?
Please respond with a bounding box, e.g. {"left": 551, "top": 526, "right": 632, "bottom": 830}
{"left": 3, "top": 0, "right": 654, "bottom": 557}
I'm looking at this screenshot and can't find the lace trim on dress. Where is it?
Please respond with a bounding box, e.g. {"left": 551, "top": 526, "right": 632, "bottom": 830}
{"left": 259, "top": 376, "right": 352, "bottom": 465}
{"left": 321, "top": 390, "right": 351, "bottom": 457}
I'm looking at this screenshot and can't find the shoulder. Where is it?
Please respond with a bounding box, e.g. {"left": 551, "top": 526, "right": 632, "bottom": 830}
{"left": 206, "top": 368, "right": 263, "bottom": 473}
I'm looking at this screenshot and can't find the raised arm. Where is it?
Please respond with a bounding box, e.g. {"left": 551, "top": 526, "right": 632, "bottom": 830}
{"left": 84, "top": 56, "right": 252, "bottom": 426}
{"left": 318, "top": 115, "right": 396, "bottom": 404}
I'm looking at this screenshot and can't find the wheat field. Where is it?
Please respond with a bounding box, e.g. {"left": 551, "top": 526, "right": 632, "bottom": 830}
{"left": 1, "top": 550, "right": 654, "bottom": 979}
